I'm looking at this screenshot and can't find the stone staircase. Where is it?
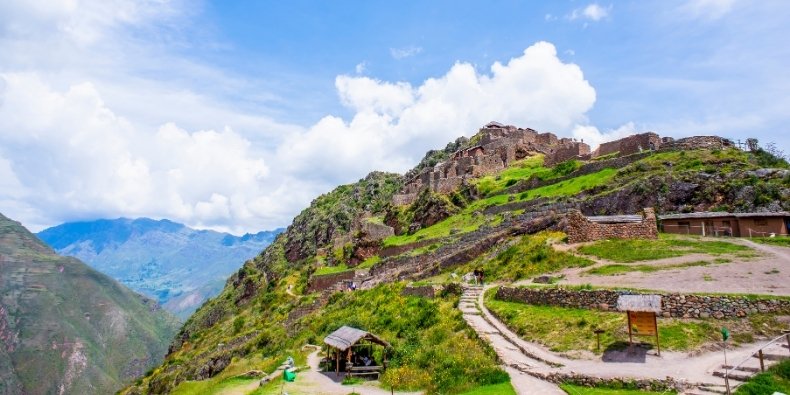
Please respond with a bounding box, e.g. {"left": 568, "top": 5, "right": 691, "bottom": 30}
{"left": 686, "top": 334, "right": 790, "bottom": 394}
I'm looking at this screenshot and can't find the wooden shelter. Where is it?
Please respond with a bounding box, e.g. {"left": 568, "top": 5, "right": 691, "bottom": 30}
{"left": 617, "top": 295, "right": 662, "bottom": 355}
{"left": 323, "top": 326, "right": 391, "bottom": 378}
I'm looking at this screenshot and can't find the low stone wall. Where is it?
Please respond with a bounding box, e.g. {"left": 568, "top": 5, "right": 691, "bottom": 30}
{"left": 306, "top": 270, "right": 355, "bottom": 293}
{"left": 527, "top": 371, "right": 683, "bottom": 392}
{"left": 495, "top": 287, "right": 790, "bottom": 319}
{"left": 661, "top": 136, "right": 734, "bottom": 151}
{"left": 566, "top": 208, "right": 658, "bottom": 244}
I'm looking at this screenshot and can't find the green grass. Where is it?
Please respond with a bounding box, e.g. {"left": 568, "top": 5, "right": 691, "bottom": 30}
{"left": 313, "top": 264, "right": 351, "bottom": 276}
{"left": 453, "top": 232, "right": 595, "bottom": 282}
{"left": 517, "top": 168, "right": 617, "bottom": 201}
{"left": 749, "top": 237, "right": 790, "bottom": 247}
{"left": 561, "top": 383, "right": 675, "bottom": 395}
{"left": 458, "top": 382, "right": 517, "bottom": 395}
{"left": 584, "top": 260, "right": 727, "bottom": 276}
{"left": 475, "top": 155, "right": 551, "bottom": 196}
{"left": 735, "top": 359, "right": 790, "bottom": 395}
{"left": 382, "top": 211, "right": 499, "bottom": 247}
{"left": 576, "top": 234, "right": 753, "bottom": 263}
{"left": 356, "top": 255, "right": 380, "bottom": 269}
{"left": 484, "top": 289, "right": 725, "bottom": 354}
{"left": 171, "top": 376, "right": 257, "bottom": 395}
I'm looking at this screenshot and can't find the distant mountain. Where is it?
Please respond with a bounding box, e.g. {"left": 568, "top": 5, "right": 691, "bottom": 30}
{"left": 0, "top": 212, "right": 179, "bottom": 395}
{"left": 37, "top": 218, "right": 283, "bottom": 319}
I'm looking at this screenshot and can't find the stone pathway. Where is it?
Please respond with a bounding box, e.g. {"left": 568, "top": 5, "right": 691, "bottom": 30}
{"left": 459, "top": 285, "right": 566, "bottom": 395}
{"left": 461, "top": 284, "right": 790, "bottom": 394}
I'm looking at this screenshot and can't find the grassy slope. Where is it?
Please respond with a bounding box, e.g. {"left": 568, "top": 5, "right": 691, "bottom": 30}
{"left": 142, "top": 279, "right": 507, "bottom": 395}
{"left": 384, "top": 147, "right": 785, "bottom": 248}
{"left": 576, "top": 234, "right": 754, "bottom": 263}
{"left": 131, "top": 147, "right": 789, "bottom": 394}
{"left": 734, "top": 359, "right": 790, "bottom": 395}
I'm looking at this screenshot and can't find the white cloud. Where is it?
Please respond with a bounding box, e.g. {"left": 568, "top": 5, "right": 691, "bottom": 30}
{"left": 0, "top": 1, "right": 600, "bottom": 235}
{"left": 569, "top": 3, "right": 611, "bottom": 22}
{"left": 277, "top": 42, "right": 596, "bottom": 186}
{"left": 0, "top": 73, "right": 275, "bottom": 232}
{"left": 679, "top": 0, "right": 736, "bottom": 20}
{"left": 390, "top": 46, "right": 423, "bottom": 60}
{"left": 355, "top": 62, "right": 367, "bottom": 74}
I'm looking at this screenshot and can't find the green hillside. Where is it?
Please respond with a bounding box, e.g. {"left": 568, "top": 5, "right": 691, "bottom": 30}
{"left": 0, "top": 213, "right": 180, "bottom": 395}
{"left": 124, "top": 135, "right": 789, "bottom": 394}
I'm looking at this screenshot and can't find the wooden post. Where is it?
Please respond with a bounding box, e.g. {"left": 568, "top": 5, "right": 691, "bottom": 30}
{"left": 758, "top": 349, "right": 765, "bottom": 372}
{"left": 654, "top": 312, "right": 660, "bottom": 357}
{"left": 336, "top": 349, "right": 340, "bottom": 377}
{"left": 627, "top": 312, "right": 633, "bottom": 346}
{"left": 785, "top": 333, "right": 790, "bottom": 354}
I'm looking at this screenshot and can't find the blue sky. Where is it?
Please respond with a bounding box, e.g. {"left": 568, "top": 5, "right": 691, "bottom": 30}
{"left": 0, "top": 0, "right": 788, "bottom": 233}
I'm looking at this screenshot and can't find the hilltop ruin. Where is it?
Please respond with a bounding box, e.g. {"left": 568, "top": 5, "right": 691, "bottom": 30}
{"left": 393, "top": 122, "right": 734, "bottom": 206}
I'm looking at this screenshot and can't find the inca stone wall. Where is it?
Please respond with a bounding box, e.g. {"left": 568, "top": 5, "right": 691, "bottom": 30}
{"left": 661, "top": 136, "right": 734, "bottom": 151}
{"left": 306, "top": 270, "right": 355, "bottom": 293}
{"left": 566, "top": 208, "right": 658, "bottom": 244}
{"left": 393, "top": 123, "right": 590, "bottom": 205}
{"left": 495, "top": 287, "right": 790, "bottom": 319}
{"left": 594, "top": 132, "right": 661, "bottom": 158}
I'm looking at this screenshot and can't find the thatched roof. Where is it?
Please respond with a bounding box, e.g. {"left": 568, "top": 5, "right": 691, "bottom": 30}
{"left": 323, "top": 326, "right": 391, "bottom": 351}
{"left": 617, "top": 295, "right": 662, "bottom": 313}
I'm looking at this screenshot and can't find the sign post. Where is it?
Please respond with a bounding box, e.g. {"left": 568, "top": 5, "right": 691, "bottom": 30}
{"left": 722, "top": 327, "right": 730, "bottom": 395}
{"left": 617, "top": 295, "right": 662, "bottom": 357}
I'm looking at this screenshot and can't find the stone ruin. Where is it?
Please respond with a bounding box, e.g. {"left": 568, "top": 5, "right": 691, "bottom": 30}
{"left": 392, "top": 122, "right": 591, "bottom": 205}
{"left": 566, "top": 208, "right": 659, "bottom": 244}
{"left": 392, "top": 122, "right": 736, "bottom": 206}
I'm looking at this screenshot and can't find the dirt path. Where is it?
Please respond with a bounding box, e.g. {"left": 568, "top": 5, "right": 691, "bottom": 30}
{"left": 547, "top": 240, "right": 790, "bottom": 296}
{"left": 464, "top": 284, "right": 790, "bottom": 394}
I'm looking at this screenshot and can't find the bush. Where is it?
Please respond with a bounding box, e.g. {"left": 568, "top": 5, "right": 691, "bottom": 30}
{"left": 233, "top": 317, "right": 245, "bottom": 334}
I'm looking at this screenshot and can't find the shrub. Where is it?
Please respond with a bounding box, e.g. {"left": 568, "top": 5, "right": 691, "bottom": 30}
{"left": 233, "top": 317, "right": 245, "bottom": 334}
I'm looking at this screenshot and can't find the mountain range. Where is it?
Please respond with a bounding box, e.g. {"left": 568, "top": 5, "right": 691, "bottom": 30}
{"left": 37, "top": 218, "right": 282, "bottom": 319}
{"left": 0, "top": 213, "right": 179, "bottom": 395}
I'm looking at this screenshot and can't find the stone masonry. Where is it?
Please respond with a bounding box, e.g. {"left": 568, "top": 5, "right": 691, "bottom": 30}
{"left": 392, "top": 122, "right": 590, "bottom": 205}
{"left": 495, "top": 287, "right": 790, "bottom": 319}
{"left": 566, "top": 208, "right": 658, "bottom": 244}
{"left": 392, "top": 123, "right": 737, "bottom": 207}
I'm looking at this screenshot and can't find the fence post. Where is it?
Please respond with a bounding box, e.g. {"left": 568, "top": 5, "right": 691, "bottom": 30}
{"left": 758, "top": 349, "right": 765, "bottom": 372}
{"left": 786, "top": 333, "right": 790, "bottom": 355}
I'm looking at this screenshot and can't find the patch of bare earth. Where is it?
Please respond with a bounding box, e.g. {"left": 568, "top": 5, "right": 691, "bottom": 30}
{"left": 551, "top": 238, "right": 790, "bottom": 296}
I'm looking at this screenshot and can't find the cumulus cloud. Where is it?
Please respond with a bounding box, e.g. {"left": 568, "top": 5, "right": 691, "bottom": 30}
{"left": 0, "top": 73, "right": 275, "bottom": 231}
{"left": 569, "top": 3, "right": 611, "bottom": 22}
{"left": 277, "top": 42, "right": 596, "bottom": 185}
{"left": 0, "top": 0, "right": 600, "bottom": 234}
{"left": 679, "top": 0, "right": 736, "bottom": 20}
{"left": 390, "top": 46, "right": 423, "bottom": 60}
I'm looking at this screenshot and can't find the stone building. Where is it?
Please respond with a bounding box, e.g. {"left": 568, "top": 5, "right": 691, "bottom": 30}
{"left": 659, "top": 211, "right": 790, "bottom": 237}
{"left": 566, "top": 208, "right": 659, "bottom": 243}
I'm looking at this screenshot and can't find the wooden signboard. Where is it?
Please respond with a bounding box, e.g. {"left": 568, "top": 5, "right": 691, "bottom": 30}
{"left": 626, "top": 311, "right": 660, "bottom": 355}
{"left": 628, "top": 311, "right": 657, "bottom": 336}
